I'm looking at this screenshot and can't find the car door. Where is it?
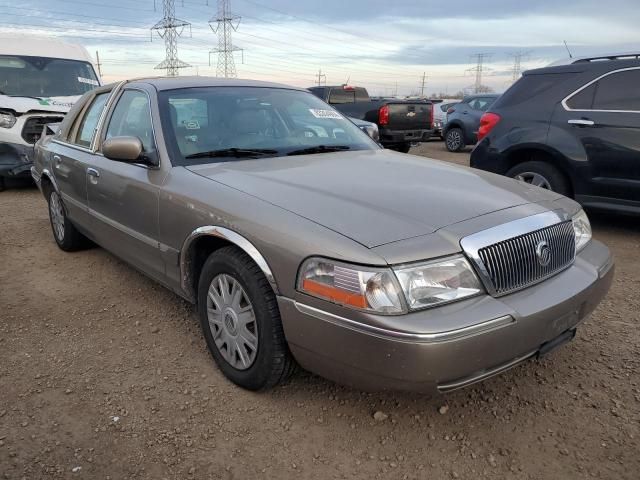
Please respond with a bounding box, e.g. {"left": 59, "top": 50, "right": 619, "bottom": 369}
{"left": 557, "top": 67, "right": 640, "bottom": 203}
{"left": 85, "top": 88, "right": 166, "bottom": 282}
{"left": 49, "top": 91, "right": 111, "bottom": 231}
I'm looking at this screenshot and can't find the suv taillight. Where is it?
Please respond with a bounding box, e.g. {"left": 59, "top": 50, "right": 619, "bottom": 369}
{"left": 477, "top": 112, "right": 501, "bottom": 141}
{"left": 378, "top": 105, "right": 389, "bottom": 126}
{"left": 447, "top": 107, "right": 456, "bottom": 114}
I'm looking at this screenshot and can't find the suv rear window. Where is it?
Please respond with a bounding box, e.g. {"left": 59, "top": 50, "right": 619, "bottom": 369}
{"left": 494, "top": 73, "right": 572, "bottom": 108}
{"left": 329, "top": 88, "right": 355, "bottom": 104}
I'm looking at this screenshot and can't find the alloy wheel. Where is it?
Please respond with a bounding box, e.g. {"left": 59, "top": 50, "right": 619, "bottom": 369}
{"left": 514, "top": 172, "right": 552, "bottom": 189}
{"left": 206, "top": 274, "right": 258, "bottom": 370}
{"left": 446, "top": 130, "right": 462, "bottom": 151}
{"left": 49, "top": 191, "right": 65, "bottom": 241}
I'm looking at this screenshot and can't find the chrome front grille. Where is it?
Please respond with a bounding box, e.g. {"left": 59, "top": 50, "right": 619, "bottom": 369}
{"left": 476, "top": 221, "right": 575, "bottom": 295}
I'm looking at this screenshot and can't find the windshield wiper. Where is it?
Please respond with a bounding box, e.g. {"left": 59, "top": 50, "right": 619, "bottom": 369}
{"left": 184, "top": 148, "right": 279, "bottom": 160}
{"left": 286, "top": 145, "right": 351, "bottom": 156}
{"left": 7, "top": 95, "right": 43, "bottom": 100}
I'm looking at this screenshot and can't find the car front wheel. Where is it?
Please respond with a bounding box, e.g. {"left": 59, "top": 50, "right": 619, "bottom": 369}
{"left": 197, "top": 246, "right": 295, "bottom": 390}
{"left": 445, "top": 128, "right": 465, "bottom": 152}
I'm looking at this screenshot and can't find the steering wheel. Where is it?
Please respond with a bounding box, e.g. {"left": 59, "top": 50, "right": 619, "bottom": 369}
{"left": 296, "top": 127, "right": 318, "bottom": 138}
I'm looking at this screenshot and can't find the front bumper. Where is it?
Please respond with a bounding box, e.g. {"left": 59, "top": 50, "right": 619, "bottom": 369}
{"left": 279, "top": 240, "right": 614, "bottom": 393}
{"left": 0, "top": 142, "right": 35, "bottom": 178}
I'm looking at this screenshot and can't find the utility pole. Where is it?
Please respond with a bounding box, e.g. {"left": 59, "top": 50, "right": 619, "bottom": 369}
{"left": 151, "top": 0, "right": 191, "bottom": 76}
{"left": 210, "top": 0, "right": 242, "bottom": 78}
{"left": 315, "top": 69, "right": 326, "bottom": 86}
{"left": 466, "top": 53, "right": 492, "bottom": 94}
{"left": 420, "top": 72, "right": 427, "bottom": 97}
{"left": 509, "top": 51, "right": 530, "bottom": 83}
{"left": 95, "top": 50, "right": 102, "bottom": 78}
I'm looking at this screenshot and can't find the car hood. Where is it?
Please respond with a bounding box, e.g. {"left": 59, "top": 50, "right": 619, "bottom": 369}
{"left": 186, "top": 149, "right": 563, "bottom": 248}
{"left": 0, "top": 94, "right": 79, "bottom": 114}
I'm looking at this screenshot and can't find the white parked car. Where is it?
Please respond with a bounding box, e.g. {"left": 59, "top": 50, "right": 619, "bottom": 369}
{"left": 0, "top": 35, "right": 101, "bottom": 190}
{"left": 432, "top": 99, "right": 460, "bottom": 139}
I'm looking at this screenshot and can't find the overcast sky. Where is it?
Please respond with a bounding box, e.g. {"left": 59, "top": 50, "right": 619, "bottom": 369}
{"left": 1, "top": 0, "right": 638, "bottom": 95}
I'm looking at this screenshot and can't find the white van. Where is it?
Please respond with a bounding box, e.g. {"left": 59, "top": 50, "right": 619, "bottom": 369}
{"left": 0, "top": 36, "right": 101, "bottom": 189}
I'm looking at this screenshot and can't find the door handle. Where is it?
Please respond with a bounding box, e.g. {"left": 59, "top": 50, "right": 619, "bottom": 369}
{"left": 568, "top": 119, "right": 595, "bottom": 127}
{"left": 86, "top": 168, "right": 100, "bottom": 184}
{"left": 53, "top": 155, "right": 62, "bottom": 168}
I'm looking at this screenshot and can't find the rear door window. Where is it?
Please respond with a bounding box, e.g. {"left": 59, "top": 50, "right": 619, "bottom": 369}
{"left": 72, "top": 92, "right": 109, "bottom": 148}
{"left": 468, "top": 97, "right": 494, "bottom": 111}
{"left": 566, "top": 83, "right": 597, "bottom": 110}
{"left": 592, "top": 69, "right": 640, "bottom": 111}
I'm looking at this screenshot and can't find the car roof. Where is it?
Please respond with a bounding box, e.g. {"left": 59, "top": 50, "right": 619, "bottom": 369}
{"left": 0, "top": 35, "right": 96, "bottom": 66}
{"left": 125, "top": 76, "right": 306, "bottom": 92}
{"left": 524, "top": 57, "right": 640, "bottom": 76}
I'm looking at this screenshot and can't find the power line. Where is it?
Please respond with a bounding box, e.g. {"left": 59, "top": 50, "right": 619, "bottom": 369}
{"left": 420, "top": 72, "right": 427, "bottom": 96}
{"left": 509, "top": 51, "right": 530, "bottom": 83}
{"left": 210, "top": 0, "right": 242, "bottom": 77}
{"left": 151, "top": 0, "right": 191, "bottom": 76}
{"left": 466, "top": 53, "right": 492, "bottom": 94}
{"left": 315, "top": 69, "right": 326, "bottom": 86}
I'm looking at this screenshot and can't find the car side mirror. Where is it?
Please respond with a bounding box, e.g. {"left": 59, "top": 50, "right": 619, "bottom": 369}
{"left": 102, "top": 136, "right": 144, "bottom": 163}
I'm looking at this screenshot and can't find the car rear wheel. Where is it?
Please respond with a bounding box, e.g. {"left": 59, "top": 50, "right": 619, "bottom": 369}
{"left": 506, "top": 161, "right": 570, "bottom": 196}
{"left": 197, "top": 246, "right": 295, "bottom": 390}
{"left": 445, "top": 128, "right": 465, "bottom": 152}
{"left": 47, "top": 189, "right": 88, "bottom": 251}
{"left": 0, "top": 177, "right": 5, "bottom": 192}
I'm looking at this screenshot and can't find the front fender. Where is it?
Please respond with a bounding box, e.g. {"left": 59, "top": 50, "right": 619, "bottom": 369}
{"left": 180, "top": 226, "right": 280, "bottom": 302}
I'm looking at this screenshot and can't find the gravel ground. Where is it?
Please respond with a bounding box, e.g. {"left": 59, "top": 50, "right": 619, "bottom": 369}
{"left": 1, "top": 142, "right": 639, "bottom": 479}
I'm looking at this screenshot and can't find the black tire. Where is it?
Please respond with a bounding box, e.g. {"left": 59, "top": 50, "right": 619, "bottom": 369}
{"left": 445, "top": 127, "right": 465, "bottom": 152}
{"left": 197, "top": 246, "right": 295, "bottom": 391}
{"left": 506, "top": 161, "right": 571, "bottom": 197}
{"left": 47, "top": 189, "right": 88, "bottom": 251}
{"left": 395, "top": 143, "right": 411, "bottom": 153}
{"left": 0, "top": 177, "right": 5, "bottom": 192}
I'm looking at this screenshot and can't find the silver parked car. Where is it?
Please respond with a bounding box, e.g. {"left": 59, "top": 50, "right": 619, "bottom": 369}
{"left": 32, "top": 77, "right": 614, "bottom": 393}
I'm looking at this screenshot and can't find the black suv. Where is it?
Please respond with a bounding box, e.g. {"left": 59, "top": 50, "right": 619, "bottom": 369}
{"left": 443, "top": 94, "right": 499, "bottom": 152}
{"left": 471, "top": 54, "right": 640, "bottom": 214}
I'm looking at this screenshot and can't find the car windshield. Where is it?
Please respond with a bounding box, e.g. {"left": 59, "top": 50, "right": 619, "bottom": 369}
{"left": 0, "top": 55, "right": 99, "bottom": 98}
{"left": 158, "top": 86, "right": 380, "bottom": 166}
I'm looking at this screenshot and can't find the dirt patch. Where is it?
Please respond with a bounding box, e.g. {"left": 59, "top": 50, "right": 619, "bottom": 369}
{"left": 1, "top": 149, "right": 638, "bottom": 479}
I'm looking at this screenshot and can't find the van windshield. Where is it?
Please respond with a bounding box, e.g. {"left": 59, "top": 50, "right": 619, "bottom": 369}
{"left": 0, "top": 55, "right": 99, "bottom": 98}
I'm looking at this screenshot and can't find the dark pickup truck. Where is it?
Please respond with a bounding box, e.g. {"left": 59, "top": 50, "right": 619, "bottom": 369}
{"left": 308, "top": 85, "right": 433, "bottom": 152}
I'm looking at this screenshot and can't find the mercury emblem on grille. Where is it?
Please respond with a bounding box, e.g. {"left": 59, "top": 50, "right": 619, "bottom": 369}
{"left": 536, "top": 240, "right": 552, "bottom": 267}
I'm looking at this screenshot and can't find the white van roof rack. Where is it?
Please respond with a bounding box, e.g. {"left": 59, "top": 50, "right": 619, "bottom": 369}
{"left": 548, "top": 52, "right": 640, "bottom": 67}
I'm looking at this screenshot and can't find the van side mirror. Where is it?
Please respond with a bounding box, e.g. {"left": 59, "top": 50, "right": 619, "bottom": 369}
{"left": 102, "top": 136, "right": 143, "bottom": 162}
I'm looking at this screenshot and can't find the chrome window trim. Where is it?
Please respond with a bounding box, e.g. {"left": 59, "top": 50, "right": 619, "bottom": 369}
{"left": 294, "top": 302, "right": 515, "bottom": 344}
{"left": 180, "top": 226, "right": 279, "bottom": 301}
{"left": 460, "top": 210, "right": 572, "bottom": 296}
{"left": 561, "top": 66, "right": 640, "bottom": 113}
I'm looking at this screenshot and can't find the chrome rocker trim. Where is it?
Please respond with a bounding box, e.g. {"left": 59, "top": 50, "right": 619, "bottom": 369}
{"left": 294, "top": 302, "right": 515, "bottom": 344}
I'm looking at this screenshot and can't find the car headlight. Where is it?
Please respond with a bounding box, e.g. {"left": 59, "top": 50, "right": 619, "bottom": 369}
{"left": 572, "top": 209, "right": 592, "bottom": 252}
{"left": 394, "top": 255, "right": 483, "bottom": 310}
{"left": 298, "top": 258, "right": 404, "bottom": 314}
{"left": 0, "top": 111, "right": 17, "bottom": 129}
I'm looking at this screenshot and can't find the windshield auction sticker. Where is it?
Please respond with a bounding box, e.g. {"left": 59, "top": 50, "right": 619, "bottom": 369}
{"left": 78, "top": 77, "right": 100, "bottom": 86}
{"left": 309, "top": 109, "right": 343, "bottom": 119}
